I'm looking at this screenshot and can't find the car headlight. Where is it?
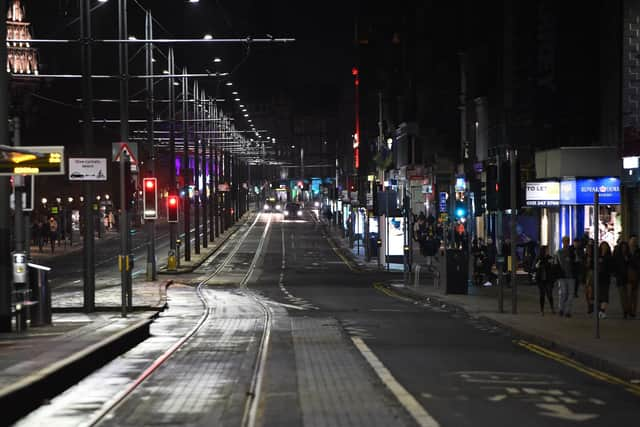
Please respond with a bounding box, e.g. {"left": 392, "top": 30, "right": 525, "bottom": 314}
{"left": 275, "top": 204, "right": 281, "bottom": 210}
{"left": 284, "top": 210, "right": 289, "bottom": 216}
{"left": 314, "top": 201, "right": 320, "bottom": 207}
{"left": 297, "top": 210, "right": 303, "bottom": 216}
{"left": 263, "top": 204, "right": 269, "bottom": 210}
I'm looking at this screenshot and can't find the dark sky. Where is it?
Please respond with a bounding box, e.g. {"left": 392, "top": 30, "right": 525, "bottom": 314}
{"left": 20, "top": 0, "right": 358, "bottom": 146}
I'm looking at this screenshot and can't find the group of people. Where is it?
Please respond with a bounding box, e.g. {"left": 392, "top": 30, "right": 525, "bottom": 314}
{"left": 412, "top": 212, "right": 440, "bottom": 258}
{"left": 534, "top": 235, "right": 639, "bottom": 319}
{"left": 31, "top": 216, "right": 60, "bottom": 253}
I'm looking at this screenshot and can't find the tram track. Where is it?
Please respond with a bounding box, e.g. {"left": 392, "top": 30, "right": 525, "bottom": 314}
{"left": 80, "top": 212, "right": 274, "bottom": 427}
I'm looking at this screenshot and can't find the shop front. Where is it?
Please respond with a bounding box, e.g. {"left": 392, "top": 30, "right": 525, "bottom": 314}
{"left": 526, "top": 177, "right": 621, "bottom": 252}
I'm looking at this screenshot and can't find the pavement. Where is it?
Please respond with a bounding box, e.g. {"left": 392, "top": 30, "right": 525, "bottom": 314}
{"left": 321, "top": 215, "right": 640, "bottom": 383}
{"left": 0, "top": 214, "right": 249, "bottom": 425}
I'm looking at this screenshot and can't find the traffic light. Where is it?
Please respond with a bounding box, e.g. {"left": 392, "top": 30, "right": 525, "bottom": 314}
{"left": 167, "top": 194, "right": 179, "bottom": 223}
{"left": 454, "top": 200, "right": 467, "bottom": 219}
{"left": 486, "top": 164, "right": 498, "bottom": 211}
{"left": 142, "top": 177, "right": 158, "bottom": 219}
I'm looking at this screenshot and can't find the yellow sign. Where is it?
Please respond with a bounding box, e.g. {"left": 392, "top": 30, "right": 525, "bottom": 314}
{"left": 14, "top": 167, "right": 39, "bottom": 174}
{"left": 0, "top": 146, "right": 65, "bottom": 176}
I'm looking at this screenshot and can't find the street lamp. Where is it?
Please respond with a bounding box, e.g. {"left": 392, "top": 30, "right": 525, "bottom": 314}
{"left": 41, "top": 197, "right": 47, "bottom": 205}
{"left": 68, "top": 197, "right": 74, "bottom": 203}
{"left": 105, "top": 194, "right": 110, "bottom": 200}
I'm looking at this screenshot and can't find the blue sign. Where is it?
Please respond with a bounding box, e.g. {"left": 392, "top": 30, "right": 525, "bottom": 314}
{"left": 560, "top": 177, "right": 620, "bottom": 205}
{"left": 439, "top": 192, "right": 448, "bottom": 213}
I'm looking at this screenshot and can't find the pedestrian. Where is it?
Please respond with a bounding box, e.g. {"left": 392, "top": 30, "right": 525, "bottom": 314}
{"left": 482, "top": 237, "right": 497, "bottom": 287}
{"left": 554, "top": 236, "right": 576, "bottom": 317}
{"left": 573, "top": 237, "right": 586, "bottom": 298}
{"left": 613, "top": 239, "right": 631, "bottom": 319}
{"left": 49, "top": 216, "right": 58, "bottom": 253}
{"left": 534, "top": 246, "right": 555, "bottom": 315}
{"left": 596, "top": 241, "right": 613, "bottom": 319}
{"left": 627, "top": 235, "right": 640, "bottom": 318}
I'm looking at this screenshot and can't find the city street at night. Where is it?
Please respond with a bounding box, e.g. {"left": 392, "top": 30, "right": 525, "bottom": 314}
{"left": 2, "top": 1, "right": 640, "bottom": 426}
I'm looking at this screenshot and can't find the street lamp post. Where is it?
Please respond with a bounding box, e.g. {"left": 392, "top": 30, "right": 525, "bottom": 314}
{"left": 182, "top": 67, "right": 191, "bottom": 261}
{"left": 200, "top": 90, "right": 208, "bottom": 248}
{"left": 145, "top": 9, "right": 156, "bottom": 280}
{"left": 193, "top": 81, "right": 200, "bottom": 254}
{"left": 168, "top": 47, "right": 177, "bottom": 256}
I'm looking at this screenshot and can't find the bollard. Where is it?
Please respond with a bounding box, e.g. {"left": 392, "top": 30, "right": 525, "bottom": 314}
{"left": 167, "top": 249, "right": 177, "bottom": 271}
{"left": 176, "top": 239, "right": 182, "bottom": 268}
{"left": 414, "top": 265, "right": 421, "bottom": 287}
{"left": 28, "top": 263, "right": 52, "bottom": 326}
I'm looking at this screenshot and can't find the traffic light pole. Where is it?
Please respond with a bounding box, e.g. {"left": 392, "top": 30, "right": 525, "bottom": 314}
{"left": 145, "top": 10, "right": 156, "bottom": 281}
{"left": 168, "top": 48, "right": 176, "bottom": 253}
{"left": 80, "top": 0, "right": 95, "bottom": 312}
{"left": 510, "top": 149, "right": 518, "bottom": 314}
{"left": 193, "top": 82, "right": 200, "bottom": 255}
{"left": 200, "top": 91, "right": 208, "bottom": 249}
{"left": 182, "top": 67, "right": 191, "bottom": 262}
{"left": 496, "top": 155, "right": 504, "bottom": 313}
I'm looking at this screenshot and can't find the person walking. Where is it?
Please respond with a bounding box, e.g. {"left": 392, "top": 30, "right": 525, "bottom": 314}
{"left": 628, "top": 235, "right": 640, "bottom": 318}
{"left": 534, "top": 246, "right": 555, "bottom": 315}
{"left": 49, "top": 216, "right": 58, "bottom": 253}
{"left": 554, "top": 236, "right": 576, "bottom": 317}
{"left": 596, "top": 241, "right": 613, "bottom": 319}
{"left": 573, "top": 237, "right": 586, "bottom": 298}
{"left": 613, "top": 239, "right": 631, "bottom": 319}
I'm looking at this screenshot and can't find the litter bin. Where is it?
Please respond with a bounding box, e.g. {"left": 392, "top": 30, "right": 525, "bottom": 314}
{"left": 28, "top": 263, "right": 52, "bottom": 326}
{"left": 445, "top": 249, "right": 468, "bottom": 295}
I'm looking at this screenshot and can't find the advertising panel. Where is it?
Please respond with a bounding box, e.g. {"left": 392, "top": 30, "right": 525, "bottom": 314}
{"left": 369, "top": 216, "right": 379, "bottom": 234}
{"left": 386, "top": 217, "right": 405, "bottom": 256}
{"left": 342, "top": 203, "right": 350, "bottom": 230}
{"left": 525, "top": 181, "right": 559, "bottom": 206}
{"left": 559, "top": 177, "right": 620, "bottom": 205}
{"left": 355, "top": 208, "right": 366, "bottom": 235}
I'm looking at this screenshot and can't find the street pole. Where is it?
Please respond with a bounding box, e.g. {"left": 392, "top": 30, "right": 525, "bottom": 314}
{"left": 207, "top": 99, "right": 217, "bottom": 242}
{"left": 80, "top": 0, "right": 95, "bottom": 312}
{"left": 145, "top": 10, "right": 156, "bottom": 280}
{"left": 0, "top": 0, "right": 10, "bottom": 332}
{"left": 118, "top": 0, "right": 132, "bottom": 309}
{"left": 510, "top": 148, "right": 517, "bottom": 314}
{"left": 12, "top": 118, "right": 24, "bottom": 254}
{"left": 193, "top": 81, "right": 200, "bottom": 254}
{"left": 594, "top": 192, "right": 600, "bottom": 338}
{"left": 182, "top": 67, "right": 191, "bottom": 261}
{"left": 496, "top": 154, "right": 504, "bottom": 313}
{"left": 119, "top": 152, "right": 128, "bottom": 318}
{"left": 168, "top": 47, "right": 177, "bottom": 253}
{"left": 201, "top": 91, "right": 208, "bottom": 248}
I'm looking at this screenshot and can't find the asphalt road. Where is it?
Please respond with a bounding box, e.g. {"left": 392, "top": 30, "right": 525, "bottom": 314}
{"left": 16, "top": 210, "right": 640, "bottom": 426}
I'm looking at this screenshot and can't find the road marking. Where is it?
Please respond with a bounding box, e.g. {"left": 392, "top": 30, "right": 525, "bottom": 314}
{"left": 373, "top": 283, "right": 414, "bottom": 302}
{"left": 351, "top": 336, "right": 440, "bottom": 427}
{"left": 536, "top": 403, "right": 597, "bottom": 422}
{"left": 516, "top": 340, "right": 640, "bottom": 396}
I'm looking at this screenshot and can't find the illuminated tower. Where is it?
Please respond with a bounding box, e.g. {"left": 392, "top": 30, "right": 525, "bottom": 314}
{"left": 6, "top": 0, "right": 39, "bottom": 75}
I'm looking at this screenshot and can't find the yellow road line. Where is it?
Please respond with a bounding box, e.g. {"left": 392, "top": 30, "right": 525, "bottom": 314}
{"left": 516, "top": 340, "right": 640, "bottom": 396}
{"left": 326, "top": 236, "right": 358, "bottom": 272}
{"left": 373, "top": 283, "right": 414, "bottom": 302}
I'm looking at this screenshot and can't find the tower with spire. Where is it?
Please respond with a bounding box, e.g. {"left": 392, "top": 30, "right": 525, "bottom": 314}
{"left": 6, "top": 0, "right": 38, "bottom": 75}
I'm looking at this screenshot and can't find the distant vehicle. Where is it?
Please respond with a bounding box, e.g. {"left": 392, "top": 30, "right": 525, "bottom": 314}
{"left": 263, "top": 198, "right": 281, "bottom": 212}
{"left": 283, "top": 202, "right": 303, "bottom": 218}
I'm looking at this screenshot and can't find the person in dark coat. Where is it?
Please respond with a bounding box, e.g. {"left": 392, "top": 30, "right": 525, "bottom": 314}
{"left": 613, "top": 240, "right": 631, "bottom": 319}
{"left": 596, "top": 241, "right": 614, "bottom": 318}
{"left": 534, "top": 245, "right": 555, "bottom": 315}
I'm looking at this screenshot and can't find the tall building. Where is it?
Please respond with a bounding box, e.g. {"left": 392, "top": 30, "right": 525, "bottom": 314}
{"left": 6, "top": 0, "right": 38, "bottom": 75}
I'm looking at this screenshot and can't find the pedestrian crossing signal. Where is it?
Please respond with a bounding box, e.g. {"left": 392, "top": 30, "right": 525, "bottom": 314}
{"left": 167, "top": 195, "right": 179, "bottom": 223}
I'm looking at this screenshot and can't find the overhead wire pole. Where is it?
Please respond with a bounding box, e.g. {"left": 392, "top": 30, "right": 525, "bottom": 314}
{"left": 145, "top": 9, "right": 156, "bottom": 280}
{"left": 182, "top": 67, "right": 191, "bottom": 261}
{"left": 168, "top": 47, "right": 177, "bottom": 257}
{"left": 214, "top": 104, "right": 220, "bottom": 238}
{"left": 193, "top": 81, "right": 200, "bottom": 254}
{"left": 0, "top": 0, "right": 10, "bottom": 331}
{"left": 80, "top": 0, "right": 95, "bottom": 313}
{"left": 201, "top": 90, "right": 208, "bottom": 249}
{"left": 118, "top": 0, "right": 133, "bottom": 311}
{"left": 209, "top": 98, "right": 215, "bottom": 242}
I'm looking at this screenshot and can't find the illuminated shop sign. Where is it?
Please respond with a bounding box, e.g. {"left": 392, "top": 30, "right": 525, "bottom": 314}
{"left": 560, "top": 177, "right": 620, "bottom": 205}
{"left": 525, "top": 181, "right": 559, "bottom": 206}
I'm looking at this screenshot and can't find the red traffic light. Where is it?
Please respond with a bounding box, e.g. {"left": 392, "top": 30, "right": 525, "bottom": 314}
{"left": 145, "top": 178, "right": 155, "bottom": 189}
{"left": 168, "top": 196, "right": 178, "bottom": 206}
{"left": 167, "top": 195, "right": 179, "bottom": 223}
{"left": 142, "top": 178, "right": 158, "bottom": 219}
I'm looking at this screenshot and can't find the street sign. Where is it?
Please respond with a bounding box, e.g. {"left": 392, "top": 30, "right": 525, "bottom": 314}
{"left": 68, "top": 158, "right": 107, "bottom": 181}
{"left": 111, "top": 142, "right": 138, "bottom": 164}
{"left": 0, "top": 145, "right": 64, "bottom": 176}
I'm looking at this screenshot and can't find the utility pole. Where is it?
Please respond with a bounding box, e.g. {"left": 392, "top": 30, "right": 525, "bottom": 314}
{"left": 0, "top": 0, "right": 10, "bottom": 331}
{"left": 167, "top": 47, "right": 177, "bottom": 256}
{"left": 193, "top": 81, "right": 200, "bottom": 254}
{"left": 118, "top": 0, "right": 132, "bottom": 310}
{"left": 594, "top": 192, "right": 600, "bottom": 338}
{"left": 80, "top": 0, "right": 95, "bottom": 312}
{"left": 182, "top": 67, "right": 191, "bottom": 261}
{"left": 510, "top": 148, "right": 517, "bottom": 314}
{"left": 208, "top": 99, "right": 215, "bottom": 242}
{"left": 496, "top": 153, "right": 504, "bottom": 313}
{"left": 145, "top": 10, "right": 156, "bottom": 280}
{"left": 11, "top": 118, "right": 25, "bottom": 255}
{"left": 201, "top": 91, "right": 208, "bottom": 248}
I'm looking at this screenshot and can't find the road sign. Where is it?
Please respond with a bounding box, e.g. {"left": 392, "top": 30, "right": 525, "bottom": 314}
{"left": 10, "top": 175, "right": 34, "bottom": 211}
{"left": 68, "top": 158, "right": 107, "bottom": 181}
{"left": 0, "top": 145, "right": 64, "bottom": 176}
{"left": 111, "top": 142, "right": 138, "bottom": 164}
